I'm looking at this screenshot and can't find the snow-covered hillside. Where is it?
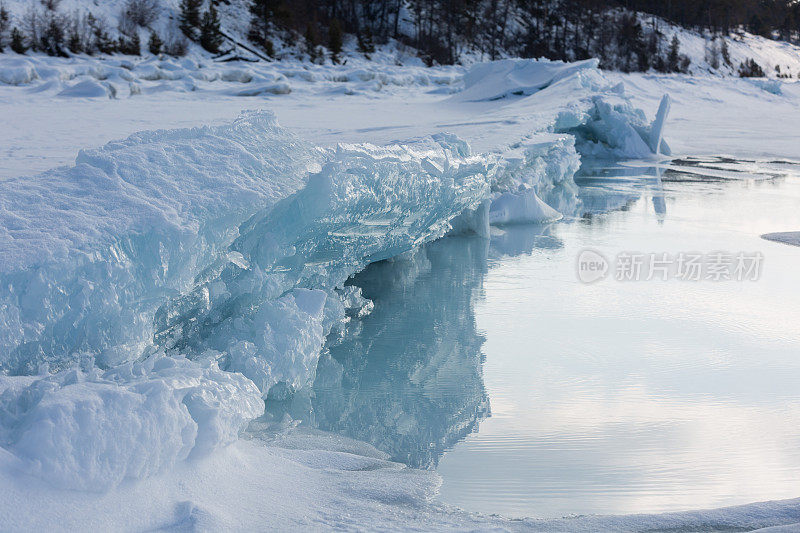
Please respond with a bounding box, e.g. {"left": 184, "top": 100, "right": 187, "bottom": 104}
{"left": 641, "top": 19, "right": 800, "bottom": 77}
{"left": 1, "top": 0, "right": 800, "bottom": 76}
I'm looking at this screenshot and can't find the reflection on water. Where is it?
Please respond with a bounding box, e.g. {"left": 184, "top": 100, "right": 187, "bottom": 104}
{"left": 268, "top": 157, "right": 800, "bottom": 519}
{"left": 490, "top": 223, "right": 563, "bottom": 257}
{"left": 313, "top": 236, "right": 490, "bottom": 468}
{"left": 575, "top": 160, "right": 667, "bottom": 219}
{"left": 436, "top": 157, "right": 800, "bottom": 518}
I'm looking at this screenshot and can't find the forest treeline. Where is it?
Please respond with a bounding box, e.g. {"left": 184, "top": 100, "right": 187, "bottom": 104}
{"left": 249, "top": 0, "right": 800, "bottom": 71}
{"left": 1, "top": 0, "right": 798, "bottom": 75}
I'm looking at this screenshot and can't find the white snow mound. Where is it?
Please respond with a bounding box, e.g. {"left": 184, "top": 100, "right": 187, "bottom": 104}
{"left": 455, "top": 58, "right": 600, "bottom": 101}
{"left": 0, "top": 355, "right": 264, "bottom": 491}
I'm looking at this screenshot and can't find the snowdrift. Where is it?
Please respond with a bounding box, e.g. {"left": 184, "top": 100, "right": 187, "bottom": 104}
{"left": 0, "top": 356, "right": 263, "bottom": 491}
{"left": 0, "top": 53, "right": 462, "bottom": 99}
{"left": 455, "top": 58, "right": 600, "bottom": 101}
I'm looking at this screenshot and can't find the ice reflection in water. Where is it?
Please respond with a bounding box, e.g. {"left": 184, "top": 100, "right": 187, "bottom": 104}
{"left": 269, "top": 158, "right": 800, "bottom": 519}
{"left": 313, "top": 236, "right": 491, "bottom": 468}
{"left": 575, "top": 160, "right": 667, "bottom": 218}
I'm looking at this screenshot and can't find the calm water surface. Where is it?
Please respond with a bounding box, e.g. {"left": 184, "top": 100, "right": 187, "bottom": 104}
{"left": 279, "top": 158, "right": 800, "bottom": 518}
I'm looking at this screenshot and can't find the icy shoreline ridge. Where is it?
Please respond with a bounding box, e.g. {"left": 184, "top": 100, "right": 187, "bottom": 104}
{"left": 0, "top": 59, "right": 670, "bottom": 489}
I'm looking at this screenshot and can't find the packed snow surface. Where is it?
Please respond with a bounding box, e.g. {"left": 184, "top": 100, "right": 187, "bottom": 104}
{"left": 1, "top": 53, "right": 799, "bottom": 530}
{"left": 1, "top": 432, "right": 799, "bottom": 531}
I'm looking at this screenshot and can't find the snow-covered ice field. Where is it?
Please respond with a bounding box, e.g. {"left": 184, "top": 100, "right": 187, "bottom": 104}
{"left": 3, "top": 51, "right": 800, "bottom": 179}
{"left": 2, "top": 49, "right": 800, "bottom": 531}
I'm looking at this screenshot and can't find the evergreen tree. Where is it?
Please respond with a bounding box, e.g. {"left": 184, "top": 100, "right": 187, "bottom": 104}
{"left": 721, "top": 40, "right": 732, "bottom": 67}
{"left": 199, "top": 3, "right": 223, "bottom": 53}
{"left": 118, "top": 31, "right": 141, "bottom": 55}
{"left": 89, "top": 14, "right": 116, "bottom": 54}
{"left": 148, "top": 30, "right": 163, "bottom": 55}
{"left": 0, "top": 3, "right": 9, "bottom": 52}
{"left": 67, "top": 24, "right": 83, "bottom": 53}
{"left": 249, "top": 0, "right": 288, "bottom": 39}
{"left": 124, "top": 0, "right": 159, "bottom": 28}
{"left": 262, "top": 38, "right": 274, "bottom": 57}
{"left": 357, "top": 29, "right": 374, "bottom": 59}
{"left": 667, "top": 34, "right": 681, "bottom": 72}
{"left": 42, "top": 13, "right": 66, "bottom": 56}
{"left": 164, "top": 33, "right": 189, "bottom": 56}
{"left": 328, "top": 19, "right": 343, "bottom": 63}
{"left": 179, "top": 0, "right": 202, "bottom": 39}
{"left": 617, "top": 14, "right": 647, "bottom": 72}
{"left": 738, "top": 57, "right": 765, "bottom": 77}
{"left": 130, "top": 31, "right": 141, "bottom": 55}
{"left": 706, "top": 38, "right": 720, "bottom": 70}
{"left": 305, "top": 23, "right": 319, "bottom": 63}
{"left": 11, "top": 26, "right": 26, "bottom": 53}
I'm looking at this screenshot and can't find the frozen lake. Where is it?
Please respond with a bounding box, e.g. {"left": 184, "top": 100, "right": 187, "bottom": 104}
{"left": 271, "top": 158, "right": 800, "bottom": 519}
